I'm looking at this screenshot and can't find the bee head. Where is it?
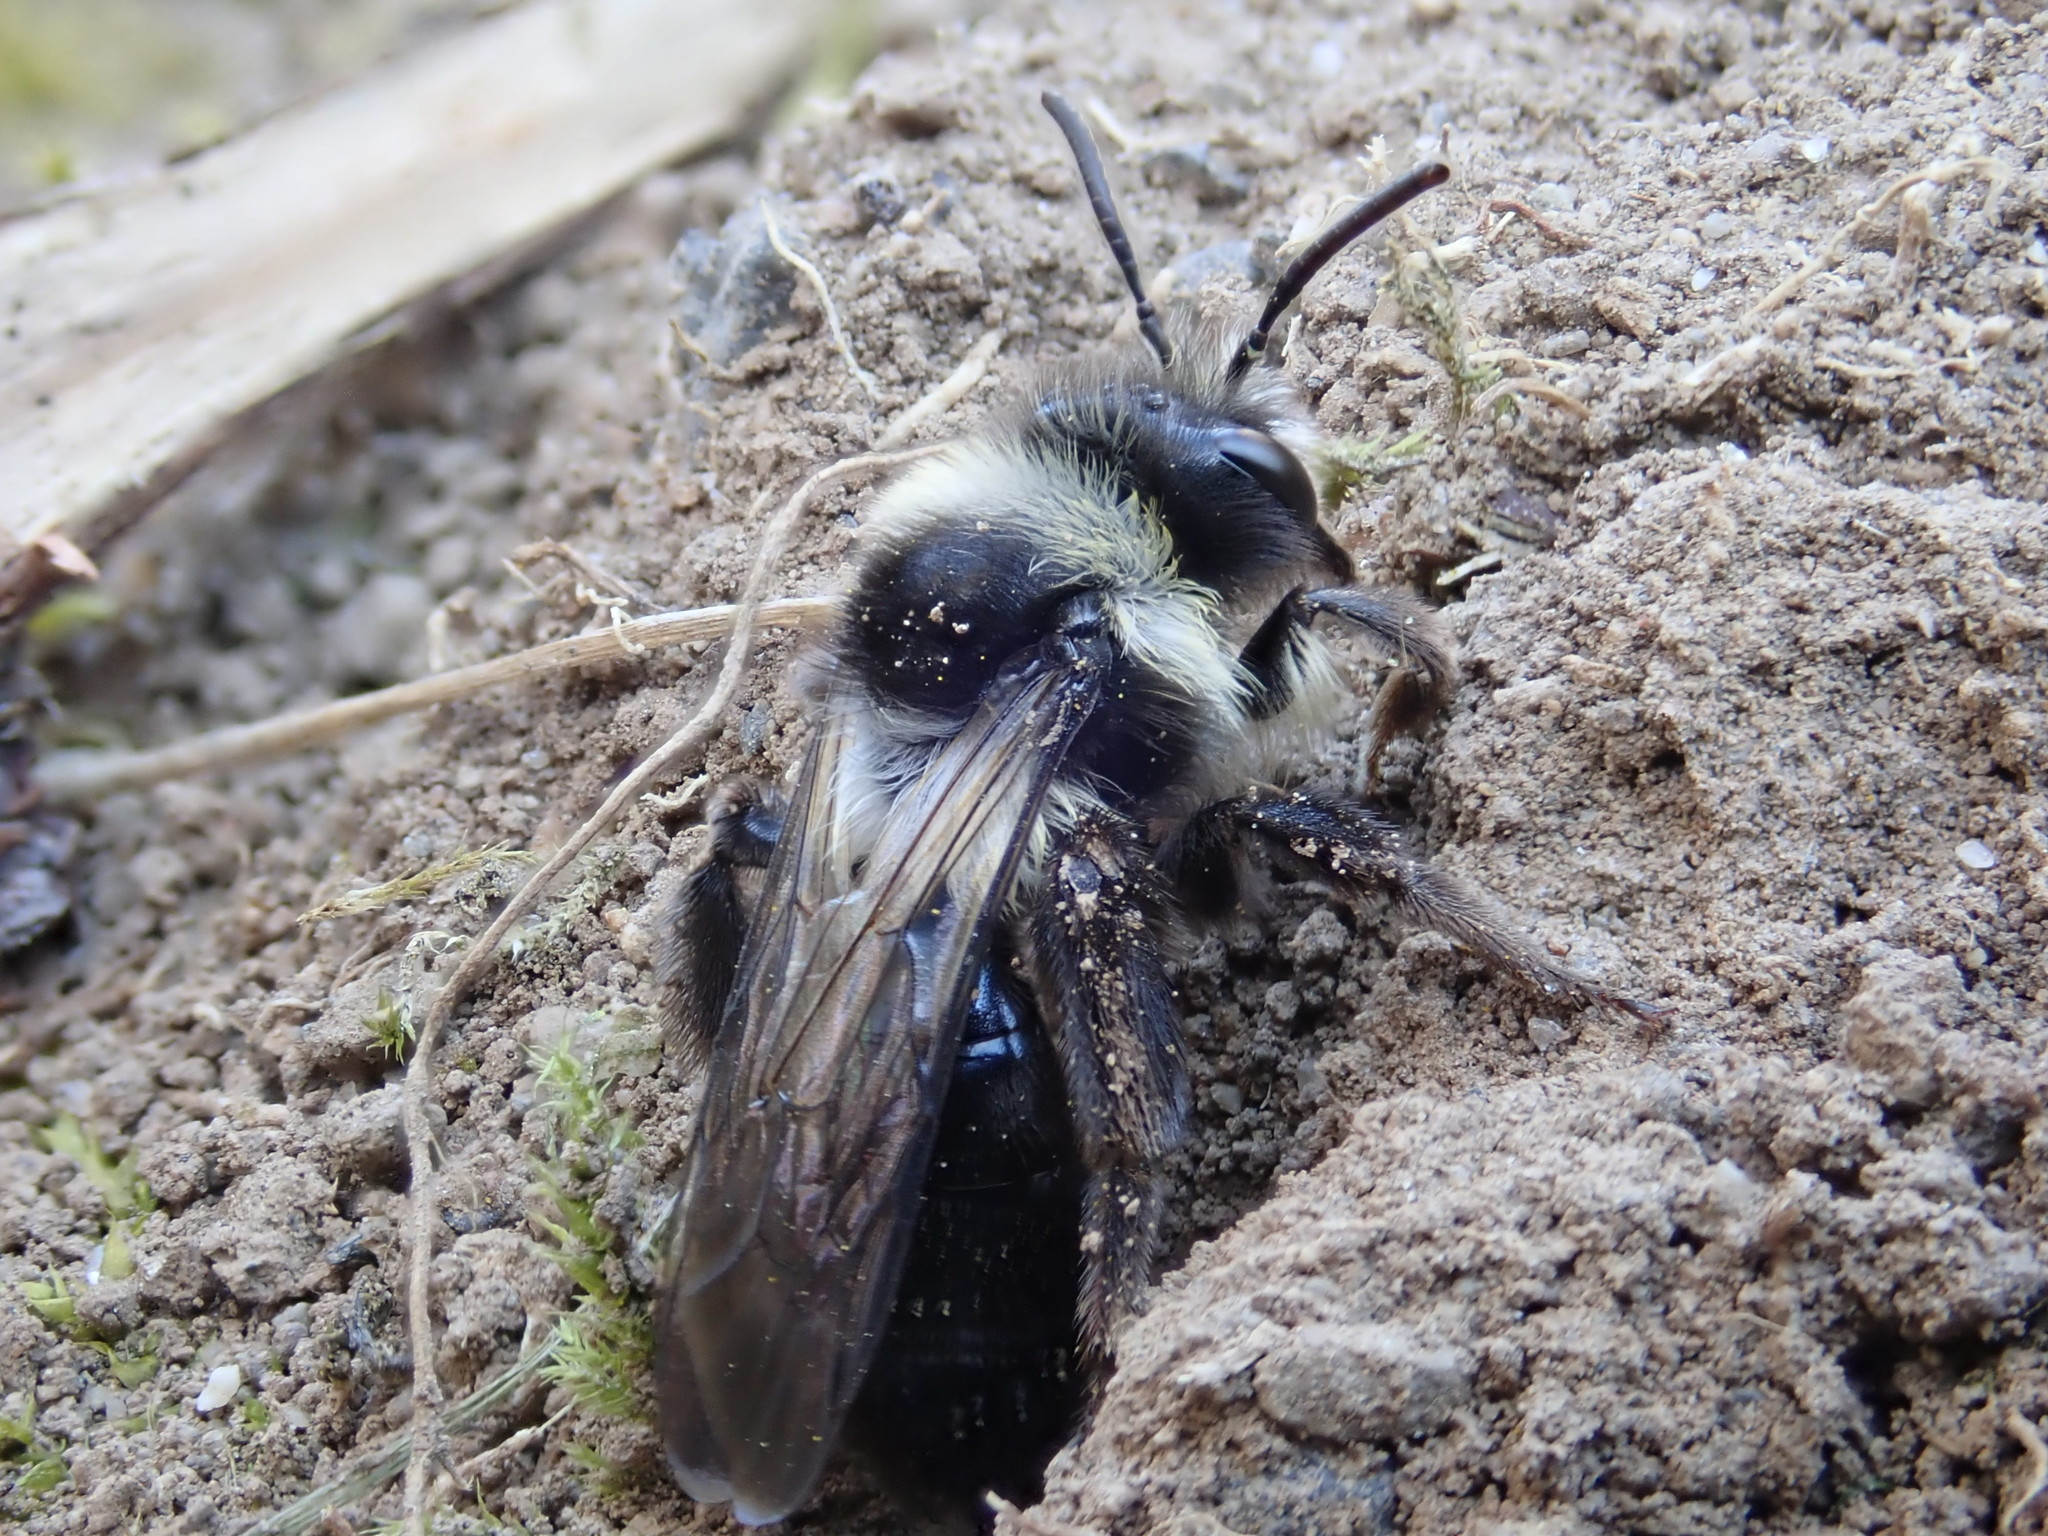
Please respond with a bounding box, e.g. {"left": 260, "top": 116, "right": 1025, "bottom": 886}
{"left": 1037, "top": 90, "right": 1449, "bottom": 595}
{"left": 1028, "top": 380, "right": 1348, "bottom": 594}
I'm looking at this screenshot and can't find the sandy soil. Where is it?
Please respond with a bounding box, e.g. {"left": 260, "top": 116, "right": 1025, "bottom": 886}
{"left": 2, "top": 0, "right": 2044, "bottom": 1532}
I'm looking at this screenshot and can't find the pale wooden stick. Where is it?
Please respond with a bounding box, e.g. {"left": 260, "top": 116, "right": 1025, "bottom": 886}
{"left": 36, "top": 596, "right": 841, "bottom": 803}
{"left": 0, "top": 0, "right": 916, "bottom": 592}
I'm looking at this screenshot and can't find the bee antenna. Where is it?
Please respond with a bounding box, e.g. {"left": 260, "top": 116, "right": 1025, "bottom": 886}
{"left": 1042, "top": 90, "right": 1174, "bottom": 370}
{"left": 1227, "top": 161, "right": 1451, "bottom": 383}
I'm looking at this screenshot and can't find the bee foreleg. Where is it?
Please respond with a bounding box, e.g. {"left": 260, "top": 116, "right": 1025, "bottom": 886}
{"left": 1238, "top": 586, "right": 1455, "bottom": 768}
{"left": 657, "top": 780, "right": 785, "bottom": 1071}
{"left": 1030, "top": 811, "right": 1191, "bottom": 1359}
{"left": 1195, "top": 788, "right": 1653, "bottom": 1018}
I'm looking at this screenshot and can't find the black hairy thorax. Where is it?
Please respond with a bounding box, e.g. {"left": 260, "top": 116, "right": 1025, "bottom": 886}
{"left": 844, "top": 372, "right": 1344, "bottom": 808}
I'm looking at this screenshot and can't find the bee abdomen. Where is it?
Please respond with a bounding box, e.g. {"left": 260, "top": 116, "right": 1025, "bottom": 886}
{"left": 846, "top": 954, "right": 1082, "bottom": 1517}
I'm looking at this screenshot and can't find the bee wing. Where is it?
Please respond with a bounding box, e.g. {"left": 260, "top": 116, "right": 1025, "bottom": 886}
{"left": 656, "top": 635, "right": 1105, "bottom": 1524}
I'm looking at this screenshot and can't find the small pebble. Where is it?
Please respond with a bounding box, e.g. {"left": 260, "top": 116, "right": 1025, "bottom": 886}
{"left": 1309, "top": 39, "right": 1345, "bottom": 78}
{"left": 1800, "top": 135, "right": 1831, "bottom": 163}
{"left": 1143, "top": 144, "right": 1248, "bottom": 206}
{"left": 1530, "top": 182, "right": 1575, "bottom": 213}
{"left": 304, "top": 550, "right": 360, "bottom": 606}
{"left": 424, "top": 533, "right": 475, "bottom": 593}
{"left": 328, "top": 571, "right": 433, "bottom": 683}
{"left": 852, "top": 174, "right": 906, "bottom": 228}
{"left": 1210, "top": 1082, "right": 1246, "bottom": 1116}
{"left": 1527, "top": 1018, "right": 1567, "bottom": 1052}
{"left": 1711, "top": 75, "right": 1759, "bottom": 111}
{"left": 194, "top": 1363, "right": 241, "bottom": 1414}
{"left": 1691, "top": 267, "right": 1718, "bottom": 292}
{"left": 1700, "top": 211, "right": 1735, "bottom": 241}
{"left": 1956, "top": 839, "right": 1998, "bottom": 871}
{"left": 1742, "top": 129, "right": 1790, "bottom": 163}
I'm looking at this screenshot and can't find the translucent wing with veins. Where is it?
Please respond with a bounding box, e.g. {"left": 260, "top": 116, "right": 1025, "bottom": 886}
{"left": 656, "top": 627, "right": 1106, "bottom": 1525}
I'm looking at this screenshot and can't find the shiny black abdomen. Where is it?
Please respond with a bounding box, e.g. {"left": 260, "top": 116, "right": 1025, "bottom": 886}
{"left": 846, "top": 952, "right": 1083, "bottom": 1518}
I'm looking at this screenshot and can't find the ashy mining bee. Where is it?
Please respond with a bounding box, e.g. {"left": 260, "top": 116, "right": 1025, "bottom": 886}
{"left": 654, "top": 92, "right": 1641, "bottom": 1527}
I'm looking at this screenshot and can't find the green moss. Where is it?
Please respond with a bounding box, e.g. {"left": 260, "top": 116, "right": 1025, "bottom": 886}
{"left": 526, "top": 1016, "right": 656, "bottom": 1426}
{"left": 19, "top": 1276, "right": 74, "bottom": 1331}
{"left": 299, "top": 845, "right": 536, "bottom": 928}
{"left": 0, "top": 1400, "right": 67, "bottom": 1498}
{"left": 36, "top": 1111, "right": 153, "bottom": 1222}
{"left": 83, "top": 1338, "right": 159, "bottom": 1389}
{"left": 364, "top": 989, "right": 416, "bottom": 1062}
{"left": 23, "top": 587, "right": 117, "bottom": 646}
{"left": 545, "top": 1301, "right": 654, "bottom": 1422}
{"left": 507, "top": 847, "right": 627, "bottom": 962}
{"left": 1316, "top": 428, "right": 1436, "bottom": 505}
{"left": 1390, "top": 244, "right": 1505, "bottom": 426}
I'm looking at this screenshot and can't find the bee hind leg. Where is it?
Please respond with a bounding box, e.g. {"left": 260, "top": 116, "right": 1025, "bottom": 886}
{"left": 1167, "top": 788, "right": 1654, "bottom": 1018}
{"left": 1031, "top": 810, "right": 1191, "bottom": 1358}
{"left": 656, "top": 780, "right": 785, "bottom": 1070}
{"left": 1238, "top": 585, "right": 1456, "bottom": 770}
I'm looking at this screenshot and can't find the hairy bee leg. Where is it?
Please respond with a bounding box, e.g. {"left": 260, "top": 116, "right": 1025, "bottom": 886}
{"left": 1032, "top": 811, "right": 1191, "bottom": 1357}
{"left": 1179, "top": 788, "right": 1654, "bottom": 1018}
{"left": 1238, "top": 586, "right": 1456, "bottom": 768}
{"left": 656, "top": 781, "right": 785, "bottom": 1070}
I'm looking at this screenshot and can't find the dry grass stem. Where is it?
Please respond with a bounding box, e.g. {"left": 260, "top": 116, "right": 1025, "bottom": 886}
{"left": 238, "top": 1332, "right": 558, "bottom": 1536}
{"left": 397, "top": 443, "right": 941, "bottom": 1531}
{"left": 36, "top": 596, "right": 840, "bottom": 804}
{"left": 1436, "top": 549, "right": 1505, "bottom": 586}
{"left": 1486, "top": 196, "right": 1592, "bottom": 248}
{"left": 505, "top": 539, "right": 655, "bottom": 608}
{"left": 760, "top": 200, "right": 881, "bottom": 402}
{"left": 0, "top": 0, "right": 858, "bottom": 588}
{"left": 1745, "top": 156, "right": 2006, "bottom": 319}
{"left": 2006, "top": 1405, "right": 2048, "bottom": 1535}
{"left": 876, "top": 326, "right": 1006, "bottom": 449}
{"left": 1508, "top": 381, "right": 1593, "bottom": 420}
{"left": 1680, "top": 334, "right": 1771, "bottom": 397}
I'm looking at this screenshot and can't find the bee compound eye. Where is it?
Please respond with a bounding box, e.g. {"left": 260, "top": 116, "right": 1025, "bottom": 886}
{"left": 1213, "top": 426, "right": 1320, "bottom": 526}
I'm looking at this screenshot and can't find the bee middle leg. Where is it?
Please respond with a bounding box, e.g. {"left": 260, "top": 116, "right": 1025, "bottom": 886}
{"left": 1238, "top": 585, "right": 1456, "bottom": 768}
{"left": 656, "top": 780, "right": 785, "bottom": 1069}
{"left": 1031, "top": 810, "right": 1191, "bottom": 1356}
{"left": 1164, "top": 787, "right": 1651, "bottom": 1017}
